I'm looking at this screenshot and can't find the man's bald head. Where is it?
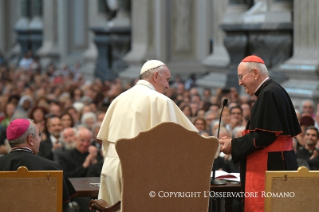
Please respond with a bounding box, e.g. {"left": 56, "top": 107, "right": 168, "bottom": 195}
{"left": 75, "top": 127, "right": 93, "bottom": 153}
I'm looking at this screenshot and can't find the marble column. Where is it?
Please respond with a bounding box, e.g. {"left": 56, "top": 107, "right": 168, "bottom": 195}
{"left": 91, "top": 0, "right": 131, "bottom": 81}
{"left": 119, "top": 0, "right": 151, "bottom": 82}
{"left": 197, "top": 0, "right": 230, "bottom": 91}
{"left": 91, "top": 27, "right": 130, "bottom": 81}
{"left": 202, "top": 0, "right": 229, "bottom": 69}
{"left": 207, "top": 1, "right": 249, "bottom": 92}
{"left": 57, "top": 0, "right": 69, "bottom": 61}
{"left": 29, "top": 0, "right": 43, "bottom": 54}
{"left": 80, "top": 0, "right": 108, "bottom": 81}
{"left": 72, "top": 0, "right": 88, "bottom": 51}
{"left": 15, "top": 0, "right": 31, "bottom": 58}
{"left": 37, "top": 0, "right": 59, "bottom": 67}
{"left": 0, "top": 0, "right": 7, "bottom": 56}
{"left": 154, "top": 0, "right": 168, "bottom": 62}
{"left": 195, "top": 0, "right": 212, "bottom": 60}
{"left": 279, "top": 0, "right": 319, "bottom": 108}
{"left": 3, "top": 0, "right": 21, "bottom": 63}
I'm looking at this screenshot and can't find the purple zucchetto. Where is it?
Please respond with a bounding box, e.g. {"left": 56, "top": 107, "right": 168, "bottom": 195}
{"left": 6, "top": 119, "right": 30, "bottom": 140}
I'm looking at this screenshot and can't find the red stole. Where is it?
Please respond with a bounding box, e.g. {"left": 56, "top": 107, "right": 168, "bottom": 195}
{"left": 242, "top": 130, "right": 293, "bottom": 212}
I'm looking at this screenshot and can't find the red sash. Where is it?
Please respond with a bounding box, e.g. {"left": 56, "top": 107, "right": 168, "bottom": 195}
{"left": 242, "top": 130, "right": 293, "bottom": 212}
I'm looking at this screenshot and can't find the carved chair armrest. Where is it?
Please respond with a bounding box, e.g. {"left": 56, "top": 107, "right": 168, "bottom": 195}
{"left": 89, "top": 199, "right": 121, "bottom": 212}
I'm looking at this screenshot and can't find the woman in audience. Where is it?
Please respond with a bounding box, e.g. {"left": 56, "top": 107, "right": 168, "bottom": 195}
{"left": 28, "top": 106, "right": 49, "bottom": 140}
{"left": 181, "top": 105, "right": 193, "bottom": 121}
{"left": 29, "top": 106, "right": 49, "bottom": 124}
{"left": 60, "top": 112, "right": 74, "bottom": 128}
{"left": 193, "top": 117, "right": 207, "bottom": 132}
{"left": 0, "top": 102, "right": 16, "bottom": 129}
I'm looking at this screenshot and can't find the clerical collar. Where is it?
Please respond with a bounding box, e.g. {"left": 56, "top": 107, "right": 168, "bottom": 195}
{"left": 136, "top": 80, "right": 156, "bottom": 91}
{"left": 254, "top": 77, "right": 269, "bottom": 95}
{"left": 10, "top": 147, "right": 34, "bottom": 154}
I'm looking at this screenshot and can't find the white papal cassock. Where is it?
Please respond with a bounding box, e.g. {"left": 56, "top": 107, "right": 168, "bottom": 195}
{"left": 97, "top": 79, "right": 198, "bottom": 205}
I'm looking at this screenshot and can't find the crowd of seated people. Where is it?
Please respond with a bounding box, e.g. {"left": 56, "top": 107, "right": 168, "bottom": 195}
{"left": 0, "top": 59, "right": 319, "bottom": 211}
{"left": 1, "top": 61, "right": 319, "bottom": 171}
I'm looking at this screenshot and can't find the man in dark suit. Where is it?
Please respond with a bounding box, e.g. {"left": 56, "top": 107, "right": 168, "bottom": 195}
{"left": 38, "top": 115, "right": 63, "bottom": 160}
{"left": 54, "top": 127, "right": 77, "bottom": 163}
{"left": 0, "top": 118, "right": 76, "bottom": 203}
{"left": 58, "top": 127, "right": 102, "bottom": 178}
{"left": 296, "top": 126, "right": 319, "bottom": 170}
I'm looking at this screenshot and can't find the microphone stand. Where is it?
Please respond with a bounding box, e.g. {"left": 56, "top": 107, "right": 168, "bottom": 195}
{"left": 211, "top": 99, "right": 228, "bottom": 185}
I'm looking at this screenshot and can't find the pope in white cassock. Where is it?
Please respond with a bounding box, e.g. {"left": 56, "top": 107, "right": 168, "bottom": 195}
{"left": 97, "top": 60, "right": 198, "bottom": 205}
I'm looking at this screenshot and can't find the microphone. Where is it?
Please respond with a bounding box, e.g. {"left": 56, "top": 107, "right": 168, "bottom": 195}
{"left": 217, "top": 98, "right": 228, "bottom": 139}
{"left": 211, "top": 98, "right": 228, "bottom": 185}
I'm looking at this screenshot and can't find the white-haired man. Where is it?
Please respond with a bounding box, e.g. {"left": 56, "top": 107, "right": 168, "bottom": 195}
{"left": 98, "top": 60, "right": 198, "bottom": 204}
{"left": 53, "top": 127, "right": 77, "bottom": 162}
{"left": 219, "top": 55, "right": 301, "bottom": 211}
{"left": 58, "top": 127, "right": 101, "bottom": 178}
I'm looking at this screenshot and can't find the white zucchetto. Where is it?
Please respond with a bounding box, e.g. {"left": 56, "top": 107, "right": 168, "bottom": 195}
{"left": 140, "top": 60, "right": 165, "bottom": 75}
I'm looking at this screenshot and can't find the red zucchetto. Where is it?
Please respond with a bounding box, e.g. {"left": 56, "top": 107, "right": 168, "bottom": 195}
{"left": 6, "top": 119, "right": 30, "bottom": 141}
{"left": 241, "top": 55, "right": 265, "bottom": 64}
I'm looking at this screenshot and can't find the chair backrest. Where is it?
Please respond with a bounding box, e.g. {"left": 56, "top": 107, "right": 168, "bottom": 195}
{"left": 0, "top": 166, "right": 63, "bottom": 212}
{"left": 265, "top": 166, "right": 319, "bottom": 212}
{"left": 116, "top": 122, "right": 219, "bottom": 212}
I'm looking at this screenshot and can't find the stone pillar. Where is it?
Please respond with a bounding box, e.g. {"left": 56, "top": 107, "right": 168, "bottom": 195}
{"left": 195, "top": 0, "right": 212, "bottom": 60}
{"left": 214, "top": 1, "right": 249, "bottom": 92}
{"left": 91, "top": 0, "right": 131, "bottom": 81}
{"left": 29, "top": 0, "right": 43, "bottom": 54}
{"left": 154, "top": 0, "right": 168, "bottom": 62}
{"left": 91, "top": 28, "right": 113, "bottom": 81}
{"left": 279, "top": 0, "right": 319, "bottom": 108}
{"left": 15, "top": 0, "right": 31, "bottom": 58}
{"left": 72, "top": 0, "right": 88, "bottom": 51}
{"left": 80, "top": 0, "right": 108, "bottom": 81}
{"left": 37, "top": 0, "right": 59, "bottom": 67}
{"left": 119, "top": 0, "right": 151, "bottom": 82}
{"left": 0, "top": 0, "right": 8, "bottom": 56}
{"left": 57, "top": 0, "right": 69, "bottom": 61}
{"left": 5, "top": 0, "right": 21, "bottom": 64}
{"left": 202, "top": 0, "right": 229, "bottom": 69}
{"left": 91, "top": 27, "right": 130, "bottom": 81}
{"left": 197, "top": 0, "right": 230, "bottom": 91}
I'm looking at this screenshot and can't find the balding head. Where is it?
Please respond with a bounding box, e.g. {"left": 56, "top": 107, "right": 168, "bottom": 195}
{"left": 238, "top": 61, "right": 269, "bottom": 96}
{"left": 75, "top": 127, "right": 93, "bottom": 153}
